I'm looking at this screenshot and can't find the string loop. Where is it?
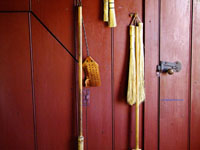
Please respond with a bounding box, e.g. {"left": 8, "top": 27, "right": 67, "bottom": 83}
{"left": 82, "top": 18, "right": 90, "bottom": 56}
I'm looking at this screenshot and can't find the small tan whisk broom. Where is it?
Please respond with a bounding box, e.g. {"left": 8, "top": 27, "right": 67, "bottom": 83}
{"left": 103, "top": 0, "right": 117, "bottom": 27}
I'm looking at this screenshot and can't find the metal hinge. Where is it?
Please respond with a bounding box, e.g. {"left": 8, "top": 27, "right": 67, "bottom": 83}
{"left": 83, "top": 88, "right": 90, "bottom": 106}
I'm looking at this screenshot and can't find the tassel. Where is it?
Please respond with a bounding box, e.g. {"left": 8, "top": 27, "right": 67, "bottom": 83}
{"left": 138, "top": 23, "right": 145, "bottom": 103}
{"left": 127, "top": 22, "right": 145, "bottom": 105}
{"left": 108, "top": 0, "right": 117, "bottom": 27}
{"left": 135, "top": 26, "right": 140, "bottom": 104}
{"left": 103, "top": 0, "right": 109, "bottom": 22}
{"left": 127, "top": 25, "right": 136, "bottom": 106}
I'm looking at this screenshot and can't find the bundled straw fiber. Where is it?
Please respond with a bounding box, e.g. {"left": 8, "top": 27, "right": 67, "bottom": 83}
{"left": 103, "top": 0, "right": 109, "bottom": 22}
{"left": 138, "top": 23, "right": 145, "bottom": 102}
{"left": 108, "top": 0, "right": 117, "bottom": 27}
{"left": 127, "top": 25, "right": 136, "bottom": 105}
{"left": 127, "top": 23, "right": 145, "bottom": 106}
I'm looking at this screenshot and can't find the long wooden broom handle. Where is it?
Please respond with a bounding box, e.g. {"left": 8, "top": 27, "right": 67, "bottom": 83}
{"left": 78, "top": 4, "right": 84, "bottom": 150}
{"left": 133, "top": 26, "right": 141, "bottom": 150}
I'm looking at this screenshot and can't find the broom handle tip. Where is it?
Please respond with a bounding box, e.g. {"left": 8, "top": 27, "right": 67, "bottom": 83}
{"left": 78, "top": 136, "right": 84, "bottom": 150}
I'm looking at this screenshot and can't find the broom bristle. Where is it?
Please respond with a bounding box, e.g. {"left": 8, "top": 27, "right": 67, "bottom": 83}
{"left": 103, "top": 0, "right": 109, "bottom": 22}
{"left": 108, "top": 0, "right": 117, "bottom": 27}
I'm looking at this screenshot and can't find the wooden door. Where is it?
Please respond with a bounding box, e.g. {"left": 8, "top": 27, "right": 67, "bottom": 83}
{"left": 159, "top": 0, "right": 190, "bottom": 149}
{"left": 144, "top": 0, "right": 200, "bottom": 150}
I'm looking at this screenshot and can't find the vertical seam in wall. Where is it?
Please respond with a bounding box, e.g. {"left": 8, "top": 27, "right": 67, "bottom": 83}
{"left": 111, "top": 28, "right": 115, "bottom": 150}
{"left": 188, "top": 0, "right": 194, "bottom": 150}
{"left": 158, "top": 0, "right": 161, "bottom": 150}
{"left": 73, "top": 1, "right": 79, "bottom": 148}
{"left": 29, "top": 0, "right": 32, "bottom": 11}
{"left": 142, "top": 0, "right": 145, "bottom": 149}
{"left": 28, "top": 12, "right": 38, "bottom": 150}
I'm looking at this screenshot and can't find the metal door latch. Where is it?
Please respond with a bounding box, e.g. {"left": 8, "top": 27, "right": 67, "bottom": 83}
{"left": 156, "top": 61, "right": 182, "bottom": 76}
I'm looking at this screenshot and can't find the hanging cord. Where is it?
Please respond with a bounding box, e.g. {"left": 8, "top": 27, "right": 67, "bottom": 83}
{"left": 130, "top": 13, "right": 142, "bottom": 26}
{"left": 82, "top": 18, "right": 89, "bottom": 150}
{"left": 76, "top": 0, "right": 82, "bottom": 6}
{"left": 129, "top": 13, "right": 145, "bottom": 48}
{"left": 76, "top": 0, "right": 90, "bottom": 56}
{"left": 82, "top": 18, "right": 90, "bottom": 56}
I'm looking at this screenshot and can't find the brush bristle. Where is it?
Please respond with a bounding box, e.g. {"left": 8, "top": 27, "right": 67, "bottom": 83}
{"left": 103, "top": 0, "right": 109, "bottom": 22}
{"left": 108, "top": 0, "right": 117, "bottom": 27}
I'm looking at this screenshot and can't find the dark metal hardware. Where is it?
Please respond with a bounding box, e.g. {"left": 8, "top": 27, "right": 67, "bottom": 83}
{"left": 157, "top": 61, "right": 182, "bottom": 76}
{"left": 83, "top": 88, "right": 90, "bottom": 106}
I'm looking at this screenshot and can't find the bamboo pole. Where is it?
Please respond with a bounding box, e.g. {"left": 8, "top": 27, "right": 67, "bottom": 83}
{"left": 133, "top": 26, "right": 141, "bottom": 150}
{"left": 78, "top": 4, "right": 84, "bottom": 150}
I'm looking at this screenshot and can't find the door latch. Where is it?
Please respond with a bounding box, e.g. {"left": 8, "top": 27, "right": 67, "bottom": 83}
{"left": 157, "top": 61, "right": 182, "bottom": 76}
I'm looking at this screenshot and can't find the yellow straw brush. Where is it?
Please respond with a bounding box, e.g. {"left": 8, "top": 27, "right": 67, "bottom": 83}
{"left": 108, "top": 0, "right": 117, "bottom": 27}
{"left": 127, "top": 25, "right": 137, "bottom": 105}
{"left": 103, "top": 0, "right": 109, "bottom": 22}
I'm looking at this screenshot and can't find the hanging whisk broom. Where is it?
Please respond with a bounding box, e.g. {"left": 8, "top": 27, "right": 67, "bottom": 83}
{"left": 127, "top": 13, "right": 145, "bottom": 150}
{"left": 103, "top": 0, "right": 117, "bottom": 27}
{"left": 108, "top": 0, "right": 117, "bottom": 27}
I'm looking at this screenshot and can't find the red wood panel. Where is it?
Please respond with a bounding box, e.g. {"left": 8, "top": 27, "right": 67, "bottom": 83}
{"left": 31, "top": 13, "right": 76, "bottom": 149}
{"left": 114, "top": 0, "right": 143, "bottom": 149}
{"left": 190, "top": 0, "right": 200, "bottom": 149}
{"left": 144, "top": 0, "right": 159, "bottom": 149}
{"left": 0, "top": 13, "right": 35, "bottom": 150}
{"left": 82, "top": 0, "right": 112, "bottom": 149}
{"left": 160, "top": 0, "right": 190, "bottom": 149}
{"left": 32, "top": 0, "right": 74, "bottom": 55}
{"left": 0, "top": 0, "right": 29, "bottom": 11}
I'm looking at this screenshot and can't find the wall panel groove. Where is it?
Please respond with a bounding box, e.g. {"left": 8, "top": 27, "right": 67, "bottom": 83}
{"left": 190, "top": 0, "right": 200, "bottom": 149}
{"left": 188, "top": 0, "right": 194, "bottom": 150}
{"left": 111, "top": 28, "right": 115, "bottom": 150}
{"left": 28, "top": 12, "right": 38, "bottom": 150}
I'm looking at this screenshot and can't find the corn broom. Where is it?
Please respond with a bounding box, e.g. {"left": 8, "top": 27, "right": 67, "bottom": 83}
{"left": 127, "top": 14, "right": 145, "bottom": 150}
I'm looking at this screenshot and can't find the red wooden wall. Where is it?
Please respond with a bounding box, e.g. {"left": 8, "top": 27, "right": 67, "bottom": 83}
{"left": 0, "top": 13, "right": 35, "bottom": 150}
{"left": 0, "top": 0, "right": 200, "bottom": 150}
